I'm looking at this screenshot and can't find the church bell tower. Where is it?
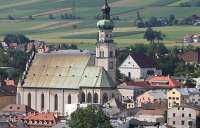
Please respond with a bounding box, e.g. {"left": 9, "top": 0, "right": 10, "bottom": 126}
{"left": 96, "top": 0, "right": 116, "bottom": 82}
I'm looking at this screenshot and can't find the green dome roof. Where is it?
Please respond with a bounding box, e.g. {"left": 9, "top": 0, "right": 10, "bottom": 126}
{"left": 97, "top": 20, "right": 114, "bottom": 29}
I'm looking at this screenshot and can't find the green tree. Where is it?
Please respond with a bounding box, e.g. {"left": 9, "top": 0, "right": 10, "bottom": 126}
{"left": 69, "top": 106, "right": 113, "bottom": 128}
{"left": 144, "top": 27, "right": 156, "bottom": 44}
{"left": 4, "top": 33, "right": 29, "bottom": 44}
{"left": 154, "top": 31, "right": 165, "bottom": 43}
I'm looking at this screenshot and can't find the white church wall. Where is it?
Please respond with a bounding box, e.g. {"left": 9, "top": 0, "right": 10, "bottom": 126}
{"left": 36, "top": 89, "right": 49, "bottom": 112}
{"left": 49, "top": 89, "right": 64, "bottom": 115}
{"left": 23, "top": 89, "right": 36, "bottom": 110}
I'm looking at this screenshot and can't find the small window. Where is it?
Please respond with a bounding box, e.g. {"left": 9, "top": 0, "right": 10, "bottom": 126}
{"left": 172, "top": 92, "right": 175, "bottom": 94}
{"left": 173, "top": 97, "right": 175, "bottom": 100}
{"left": 109, "top": 62, "right": 113, "bottom": 69}
{"left": 176, "top": 97, "right": 179, "bottom": 100}
{"left": 169, "top": 97, "right": 171, "bottom": 99}
{"left": 182, "top": 114, "right": 184, "bottom": 117}
{"left": 173, "top": 121, "right": 175, "bottom": 125}
{"left": 109, "top": 51, "right": 113, "bottom": 57}
{"left": 188, "top": 121, "right": 192, "bottom": 126}
{"left": 178, "top": 107, "right": 180, "bottom": 110}
{"left": 181, "top": 121, "right": 184, "bottom": 125}
{"left": 189, "top": 114, "right": 191, "bottom": 117}
{"left": 182, "top": 107, "right": 184, "bottom": 110}
{"left": 173, "top": 113, "right": 175, "bottom": 117}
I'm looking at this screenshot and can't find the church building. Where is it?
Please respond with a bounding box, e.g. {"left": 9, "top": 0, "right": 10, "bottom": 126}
{"left": 17, "top": 0, "right": 119, "bottom": 116}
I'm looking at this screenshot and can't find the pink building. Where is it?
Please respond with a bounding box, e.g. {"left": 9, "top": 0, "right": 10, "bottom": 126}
{"left": 136, "top": 90, "right": 167, "bottom": 107}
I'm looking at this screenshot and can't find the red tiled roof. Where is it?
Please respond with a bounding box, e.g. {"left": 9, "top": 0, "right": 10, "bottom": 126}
{"left": 2, "top": 104, "right": 36, "bottom": 113}
{"left": 118, "top": 76, "right": 182, "bottom": 89}
{"left": 178, "top": 50, "right": 200, "bottom": 64}
{"left": 147, "top": 76, "right": 182, "bottom": 88}
{"left": 135, "top": 108, "right": 165, "bottom": 116}
{"left": 24, "top": 112, "right": 57, "bottom": 122}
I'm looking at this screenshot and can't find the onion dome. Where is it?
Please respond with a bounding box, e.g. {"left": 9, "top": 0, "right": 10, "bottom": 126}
{"left": 97, "top": 19, "right": 114, "bottom": 30}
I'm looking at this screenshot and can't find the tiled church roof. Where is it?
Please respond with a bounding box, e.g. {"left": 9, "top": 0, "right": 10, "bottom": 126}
{"left": 22, "top": 52, "right": 115, "bottom": 89}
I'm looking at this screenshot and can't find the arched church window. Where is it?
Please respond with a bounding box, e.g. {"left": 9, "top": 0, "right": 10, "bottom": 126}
{"left": 103, "top": 93, "right": 108, "bottom": 104}
{"left": 68, "top": 95, "right": 71, "bottom": 104}
{"left": 17, "top": 93, "right": 21, "bottom": 104}
{"left": 41, "top": 93, "right": 44, "bottom": 111}
{"left": 54, "top": 94, "right": 58, "bottom": 111}
{"left": 87, "top": 92, "right": 92, "bottom": 103}
{"left": 28, "top": 93, "right": 31, "bottom": 107}
{"left": 93, "top": 93, "right": 98, "bottom": 103}
{"left": 81, "top": 92, "right": 85, "bottom": 103}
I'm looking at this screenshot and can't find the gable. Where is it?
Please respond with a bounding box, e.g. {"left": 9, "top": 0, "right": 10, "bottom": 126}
{"left": 119, "top": 55, "right": 140, "bottom": 69}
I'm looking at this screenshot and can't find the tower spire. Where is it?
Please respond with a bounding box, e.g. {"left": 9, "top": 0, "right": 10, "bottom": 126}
{"left": 102, "top": 0, "right": 110, "bottom": 20}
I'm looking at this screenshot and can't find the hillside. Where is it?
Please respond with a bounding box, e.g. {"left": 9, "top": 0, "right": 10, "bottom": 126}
{"left": 0, "top": 0, "right": 200, "bottom": 49}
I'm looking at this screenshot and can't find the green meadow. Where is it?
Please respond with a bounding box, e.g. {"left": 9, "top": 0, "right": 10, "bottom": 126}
{"left": 0, "top": 0, "right": 200, "bottom": 49}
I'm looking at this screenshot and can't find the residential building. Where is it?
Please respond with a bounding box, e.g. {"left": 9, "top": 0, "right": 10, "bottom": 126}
{"left": 167, "top": 104, "right": 200, "bottom": 128}
{"left": 3, "top": 79, "right": 15, "bottom": 86}
{"left": 136, "top": 90, "right": 167, "bottom": 107}
{"left": 117, "top": 81, "right": 150, "bottom": 104}
{"left": 184, "top": 34, "right": 200, "bottom": 44}
{"left": 147, "top": 75, "right": 182, "bottom": 88}
{"left": 167, "top": 88, "right": 199, "bottom": 108}
{"left": 118, "top": 53, "right": 162, "bottom": 80}
{"left": 132, "top": 108, "right": 166, "bottom": 125}
{"left": 26, "top": 40, "right": 49, "bottom": 53}
{"left": 0, "top": 83, "right": 16, "bottom": 109}
{"left": 178, "top": 50, "right": 200, "bottom": 65}
{"left": 23, "top": 112, "right": 58, "bottom": 128}
{"left": 17, "top": 1, "right": 120, "bottom": 116}
{"left": 188, "top": 91, "right": 200, "bottom": 106}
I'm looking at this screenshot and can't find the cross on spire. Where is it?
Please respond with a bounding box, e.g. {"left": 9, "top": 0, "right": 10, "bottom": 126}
{"left": 101, "top": 0, "right": 110, "bottom": 20}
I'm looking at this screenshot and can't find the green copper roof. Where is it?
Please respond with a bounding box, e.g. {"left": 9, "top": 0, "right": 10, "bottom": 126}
{"left": 97, "top": 19, "right": 114, "bottom": 29}
{"left": 22, "top": 52, "right": 115, "bottom": 89}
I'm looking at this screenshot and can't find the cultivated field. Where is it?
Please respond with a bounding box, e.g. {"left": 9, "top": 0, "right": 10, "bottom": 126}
{"left": 0, "top": 0, "right": 200, "bottom": 49}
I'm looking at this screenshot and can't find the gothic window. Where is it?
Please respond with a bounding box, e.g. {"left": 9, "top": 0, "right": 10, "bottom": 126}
{"left": 93, "top": 93, "right": 98, "bottom": 103}
{"left": 81, "top": 92, "right": 85, "bottom": 103}
{"left": 17, "top": 93, "right": 21, "bottom": 104}
{"left": 54, "top": 94, "right": 58, "bottom": 111}
{"left": 28, "top": 93, "right": 31, "bottom": 107}
{"left": 41, "top": 93, "right": 44, "bottom": 111}
{"left": 103, "top": 93, "right": 108, "bottom": 103}
{"left": 87, "top": 92, "right": 92, "bottom": 103}
{"left": 68, "top": 94, "right": 71, "bottom": 104}
{"left": 109, "top": 61, "right": 113, "bottom": 69}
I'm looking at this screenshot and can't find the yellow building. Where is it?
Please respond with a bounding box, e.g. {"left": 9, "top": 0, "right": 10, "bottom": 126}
{"left": 167, "top": 88, "right": 198, "bottom": 108}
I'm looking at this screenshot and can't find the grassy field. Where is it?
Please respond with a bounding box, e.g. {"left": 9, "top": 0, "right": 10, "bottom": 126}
{"left": 0, "top": 0, "right": 200, "bottom": 49}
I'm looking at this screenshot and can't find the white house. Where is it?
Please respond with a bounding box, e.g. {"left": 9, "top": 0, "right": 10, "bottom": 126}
{"left": 118, "top": 53, "right": 162, "bottom": 80}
